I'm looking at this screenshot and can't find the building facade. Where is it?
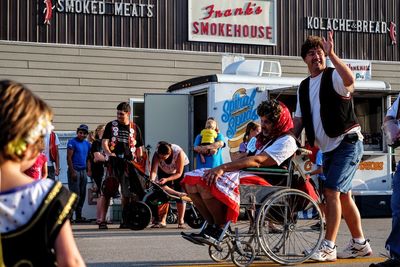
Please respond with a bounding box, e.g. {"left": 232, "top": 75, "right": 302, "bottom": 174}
{"left": 1, "top": 0, "right": 400, "bottom": 132}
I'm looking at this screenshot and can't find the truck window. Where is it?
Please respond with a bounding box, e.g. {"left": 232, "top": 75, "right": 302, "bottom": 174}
{"left": 354, "top": 97, "right": 383, "bottom": 151}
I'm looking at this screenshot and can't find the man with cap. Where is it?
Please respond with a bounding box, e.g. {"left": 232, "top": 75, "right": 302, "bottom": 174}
{"left": 67, "top": 124, "right": 92, "bottom": 222}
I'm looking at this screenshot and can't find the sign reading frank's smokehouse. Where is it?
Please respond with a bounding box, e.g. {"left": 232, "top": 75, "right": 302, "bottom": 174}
{"left": 188, "top": 0, "right": 277, "bottom": 46}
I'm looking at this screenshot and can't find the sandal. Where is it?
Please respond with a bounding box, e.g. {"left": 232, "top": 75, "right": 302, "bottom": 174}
{"left": 177, "top": 223, "right": 187, "bottom": 229}
{"left": 98, "top": 222, "right": 108, "bottom": 230}
{"left": 151, "top": 223, "right": 167, "bottom": 228}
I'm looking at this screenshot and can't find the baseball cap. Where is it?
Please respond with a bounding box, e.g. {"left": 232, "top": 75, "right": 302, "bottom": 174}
{"left": 77, "top": 124, "right": 89, "bottom": 133}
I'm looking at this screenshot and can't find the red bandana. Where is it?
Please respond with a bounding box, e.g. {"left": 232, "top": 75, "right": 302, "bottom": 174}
{"left": 255, "top": 101, "right": 294, "bottom": 149}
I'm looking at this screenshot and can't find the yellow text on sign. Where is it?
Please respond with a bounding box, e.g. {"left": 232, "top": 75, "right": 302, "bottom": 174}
{"left": 358, "top": 161, "right": 384, "bottom": 170}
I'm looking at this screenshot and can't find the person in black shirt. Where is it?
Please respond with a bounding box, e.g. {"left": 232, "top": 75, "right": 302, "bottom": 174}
{"left": 102, "top": 102, "right": 144, "bottom": 229}
{"left": 90, "top": 124, "right": 110, "bottom": 229}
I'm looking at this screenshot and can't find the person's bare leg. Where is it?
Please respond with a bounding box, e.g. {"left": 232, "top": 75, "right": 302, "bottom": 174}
{"left": 324, "top": 188, "right": 342, "bottom": 243}
{"left": 177, "top": 202, "right": 186, "bottom": 225}
{"left": 202, "top": 197, "right": 227, "bottom": 226}
{"left": 185, "top": 184, "right": 214, "bottom": 224}
{"left": 163, "top": 185, "right": 187, "bottom": 197}
{"left": 96, "top": 195, "right": 103, "bottom": 222}
{"left": 100, "top": 196, "right": 111, "bottom": 222}
{"left": 159, "top": 203, "right": 169, "bottom": 225}
{"left": 340, "top": 191, "right": 364, "bottom": 239}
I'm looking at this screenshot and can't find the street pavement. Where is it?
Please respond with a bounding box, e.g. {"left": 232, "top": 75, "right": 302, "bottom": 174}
{"left": 74, "top": 218, "right": 391, "bottom": 267}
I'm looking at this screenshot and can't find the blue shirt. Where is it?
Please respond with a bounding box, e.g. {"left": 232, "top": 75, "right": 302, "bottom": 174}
{"left": 194, "top": 133, "right": 225, "bottom": 169}
{"left": 67, "top": 137, "right": 91, "bottom": 170}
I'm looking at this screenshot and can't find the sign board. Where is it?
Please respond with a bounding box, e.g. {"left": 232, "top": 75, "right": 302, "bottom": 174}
{"left": 188, "top": 0, "right": 277, "bottom": 45}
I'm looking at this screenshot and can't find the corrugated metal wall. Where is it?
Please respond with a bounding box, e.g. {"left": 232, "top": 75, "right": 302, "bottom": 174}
{"left": 1, "top": 0, "right": 399, "bottom": 61}
{"left": 0, "top": 41, "right": 224, "bottom": 131}
{"left": 1, "top": 40, "right": 400, "bottom": 131}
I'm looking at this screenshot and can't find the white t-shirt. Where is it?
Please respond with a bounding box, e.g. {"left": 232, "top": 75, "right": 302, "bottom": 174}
{"left": 158, "top": 144, "right": 189, "bottom": 174}
{"left": 295, "top": 69, "right": 362, "bottom": 153}
{"left": 44, "top": 132, "right": 60, "bottom": 166}
{"left": 255, "top": 135, "right": 297, "bottom": 166}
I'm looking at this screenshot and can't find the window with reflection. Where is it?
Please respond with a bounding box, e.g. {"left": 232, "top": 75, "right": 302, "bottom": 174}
{"left": 354, "top": 97, "right": 383, "bottom": 151}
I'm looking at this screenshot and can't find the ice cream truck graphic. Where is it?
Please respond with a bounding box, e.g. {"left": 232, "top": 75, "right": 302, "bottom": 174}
{"left": 144, "top": 60, "right": 398, "bottom": 217}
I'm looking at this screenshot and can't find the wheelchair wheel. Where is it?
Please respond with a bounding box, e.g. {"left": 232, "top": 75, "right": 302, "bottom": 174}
{"left": 208, "top": 240, "right": 231, "bottom": 262}
{"left": 256, "top": 188, "right": 324, "bottom": 265}
{"left": 185, "top": 206, "right": 205, "bottom": 229}
{"left": 231, "top": 241, "right": 255, "bottom": 267}
{"left": 125, "top": 201, "right": 152, "bottom": 230}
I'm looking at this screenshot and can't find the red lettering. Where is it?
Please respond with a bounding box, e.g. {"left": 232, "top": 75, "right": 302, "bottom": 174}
{"left": 202, "top": 2, "right": 262, "bottom": 20}
{"left": 200, "top": 22, "right": 209, "bottom": 34}
{"left": 251, "top": 26, "right": 257, "bottom": 37}
{"left": 234, "top": 8, "right": 243, "bottom": 16}
{"left": 243, "top": 25, "right": 249, "bottom": 37}
{"left": 258, "top": 26, "right": 264, "bottom": 38}
{"left": 210, "top": 23, "right": 217, "bottom": 35}
{"left": 192, "top": 22, "right": 199, "bottom": 34}
{"left": 245, "top": 2, "right": 254, "bottom": 15}
{"left": 219, "top": 23, "right": 225, "bottom": 36}
{"left": 203, "top": 4, "right": 214, "bottom": 20}
{"left": 224, "top": 9, "right": 232, "bottom": 17}
{"left": 226, "top": 24, "right": 232, "bottom": 36}
{"left": 234, "top": 24, "right": 241, "bottom": 37}
{"left": 192, "top": 22, "right": 272, "bottom": 41}
{"left": 266, "top": 26, "right": 272, "bottom": 39}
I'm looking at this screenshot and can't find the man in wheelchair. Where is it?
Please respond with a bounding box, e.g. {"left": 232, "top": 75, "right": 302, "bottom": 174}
{"left": 181, "top": 99, "right": 298, "bottom": 245}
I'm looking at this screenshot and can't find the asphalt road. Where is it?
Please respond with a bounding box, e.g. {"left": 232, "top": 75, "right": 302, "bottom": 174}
{"left": 74, "top": 218, "right": 391, "bottom": 267}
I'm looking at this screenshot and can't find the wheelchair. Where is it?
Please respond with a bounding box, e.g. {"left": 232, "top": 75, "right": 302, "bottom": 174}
{"left": 202, "top": 149, "right": 324, "bottom": 266}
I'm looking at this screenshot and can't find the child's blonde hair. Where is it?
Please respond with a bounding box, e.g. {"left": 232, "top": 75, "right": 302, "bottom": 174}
{"left": 205, "top": 119, "right": 217, "bottom": 130}
{"left": 94, "top": 124, "right": 105, "bottom": 139}
{"left": 0, "top": 80, "right": 53, "bottom": 165}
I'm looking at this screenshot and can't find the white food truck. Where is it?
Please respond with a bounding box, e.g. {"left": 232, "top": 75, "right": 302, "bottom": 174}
{"left": 144, "top": 60, "right": 398, "bottom": 218}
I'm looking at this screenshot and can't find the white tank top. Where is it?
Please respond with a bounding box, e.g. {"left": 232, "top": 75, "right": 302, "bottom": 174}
{"left": 158, "top": 144, "right": 189, "bottom": 174}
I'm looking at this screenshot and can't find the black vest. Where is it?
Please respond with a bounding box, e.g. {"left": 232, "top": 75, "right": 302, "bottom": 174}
{"left": 299, "top": 67, "right": 359, "bottom": 146}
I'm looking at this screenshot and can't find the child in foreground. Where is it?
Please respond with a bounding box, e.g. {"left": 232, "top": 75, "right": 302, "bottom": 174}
{"left": 0, "top": 80, "right": 85, "bottom": 266}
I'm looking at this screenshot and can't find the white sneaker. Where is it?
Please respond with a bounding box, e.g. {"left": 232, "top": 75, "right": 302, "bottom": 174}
{"left": 337, "top": 239, "right": 372, "bottom": 259}
{"left": 310, "top": 241, "right": 337, "bottom": 262}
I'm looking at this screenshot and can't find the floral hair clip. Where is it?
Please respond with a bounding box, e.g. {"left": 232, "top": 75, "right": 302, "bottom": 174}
{"left": 25, "top": 115, "right": 54, "bottom": 144}
{"left": 6, "top": 115, "right": 54, "bottom": 156}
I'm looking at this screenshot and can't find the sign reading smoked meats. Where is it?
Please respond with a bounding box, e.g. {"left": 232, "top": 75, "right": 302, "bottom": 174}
{"left": 188, "top": 0, "right": 277, "bottom": 46}
{"left": 43, "top": 0, "right": 154, "bottom": 24}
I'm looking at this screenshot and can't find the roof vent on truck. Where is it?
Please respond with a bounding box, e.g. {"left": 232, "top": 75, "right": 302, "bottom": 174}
{"left": 223, "top": 60, "right": 282, "bottom": 77}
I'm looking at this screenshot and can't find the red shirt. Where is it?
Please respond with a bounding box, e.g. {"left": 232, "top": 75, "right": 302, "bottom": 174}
{"left": 25, "top": 153, "right": 47, "bottom": 180}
